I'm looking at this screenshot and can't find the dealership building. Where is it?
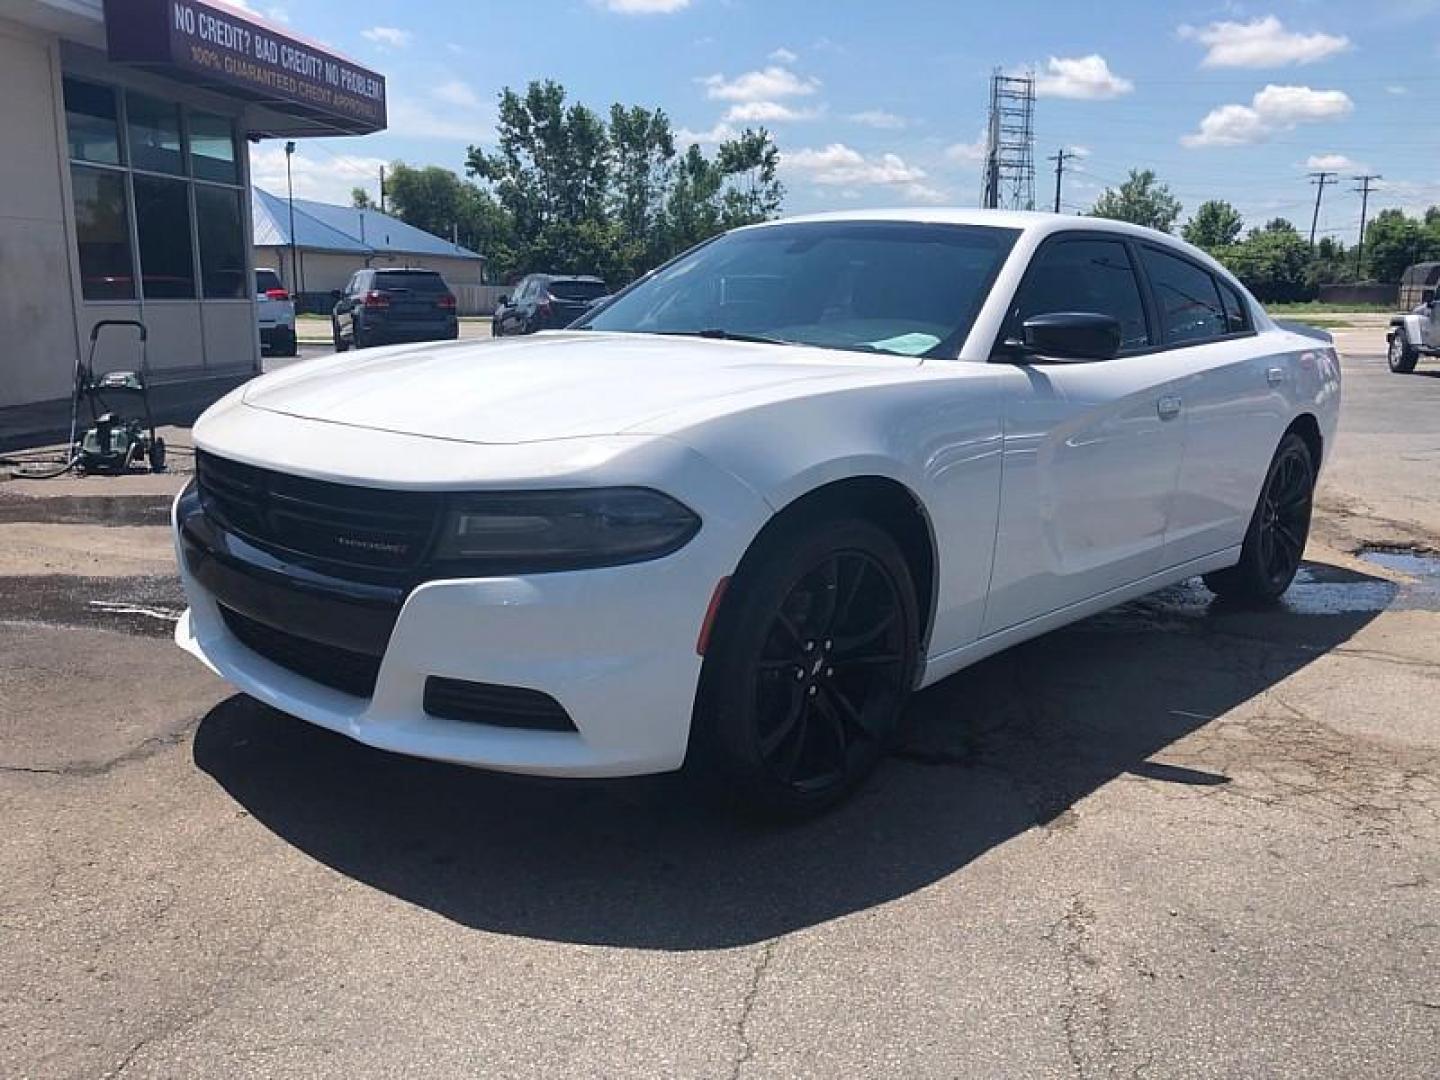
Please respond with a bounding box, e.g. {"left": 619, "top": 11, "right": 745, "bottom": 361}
{"left": 0, "top": 0, "right": 386, "bottom": 434}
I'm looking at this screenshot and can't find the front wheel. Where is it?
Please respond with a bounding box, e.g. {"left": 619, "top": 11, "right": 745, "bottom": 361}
{"left": 690, "top": 517, "right": 920, "bottom": 818}
{"left": 1203, "top": 432, "right": 1315, "bottom": 605}
{"left": 333, "top": 319, "right": 349, "bottom": 353}
{"left": 1388, "top": 331, "right": 1419, "bottom": 373}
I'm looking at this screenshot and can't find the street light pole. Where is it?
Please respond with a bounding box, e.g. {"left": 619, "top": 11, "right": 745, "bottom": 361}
{"left": 284, "top": 140, "right": 298, "bottom": 300}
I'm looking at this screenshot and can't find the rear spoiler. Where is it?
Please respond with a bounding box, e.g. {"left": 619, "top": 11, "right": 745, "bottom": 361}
{"left": 1272, "top": 320, "right": 1334, "bottom": 344}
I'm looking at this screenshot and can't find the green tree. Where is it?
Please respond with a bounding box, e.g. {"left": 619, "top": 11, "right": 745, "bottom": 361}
{"left": 717, "top": 127, "right": 785, "bottom": 227}
{"left": 1362, "top": 208, "right": 1434, "bottom": 282}
{"left": 1217, "top": 226, "right": 1313, "bottom": 302}
{"left": 350, "top": 187, "right": 373, "bottom": 209}
{"left": 1182, "top": 200, "right": 1243, "bottom": 250}
{"left": 1089, "top": 169, "right": 1182, "bottom": 233}
{"left": 384, "top": 162, "right": 516, "bottom": 281}
{"left": 608, "top": 103, "right": 676, "bottom": 270}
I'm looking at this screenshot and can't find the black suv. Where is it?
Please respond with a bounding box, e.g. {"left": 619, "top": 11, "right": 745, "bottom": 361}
{"left": 331, "top": 269, "right": 459, "bottom": 351}
{"left": 493, "top": 275, "right": 609, "bottom": 336}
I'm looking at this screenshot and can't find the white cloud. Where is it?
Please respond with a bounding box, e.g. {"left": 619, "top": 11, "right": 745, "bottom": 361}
{"left": 1386, "top": 84, "right": 1409, "bottom": 95}
{"left": 723, "top": 101, "right": 817, "bottom": 122}
{"left": 785, "top": 143, "right": 929, "bottom": 191}
{"left": 217, "top": 0, "right": 289, "bottom": 20}
{"left": 1183, "top": 84, "right": 1353, "bottom": 147}
{"left": 1178, "top": 16, "right": 1350, "bottom": 68}
{"left": 901, "top": 182, "right": 949, "bottom": 204}
{"left": 249, "top": 144, "right": 389, "bottom": 205}
{"left": 1033, "top": 55, "right": 1133, "bottom": 100}
{"left": 769, "top": 47, "right": 798, "bottom": 64}
{"left": 676, "top": 121, "right": 739, "bottom": 145}
{"left": 433, "top": 80, "right": 482, "bottom": 109}
{"left": 848, "top": 109, "right": 909, "bottom": 130}
{"left": 596, "top": 0, "right": 692, "bottom": 11}
{"left": 1306, "top": 152, "right": 1368, "bottom": 172}
{"left": 944, "top": 132, "right": 989, "bottom": 163}
{"left": 702, "top": 66, "right": 820, "bottom": 102}
{"left": 361, "top": 27, "right": 412, "bottom": 48}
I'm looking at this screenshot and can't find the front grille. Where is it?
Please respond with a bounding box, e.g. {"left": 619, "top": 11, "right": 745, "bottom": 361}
{"left": 221, "top": 605, "right": 381, "bottom": 698}
{"left": 196, "top": 451, "right": 442, "bottom": 573}
{"left": 423, "top": 677, "right": 576, "bottom": 732}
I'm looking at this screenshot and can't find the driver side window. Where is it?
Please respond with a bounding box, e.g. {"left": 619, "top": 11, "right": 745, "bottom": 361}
{"left": 1014, "top": 238, "right": 1151, "bottom": 352}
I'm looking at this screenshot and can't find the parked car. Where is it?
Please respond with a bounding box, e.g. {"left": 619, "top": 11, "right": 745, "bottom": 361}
{"left": 330, "top": 268, "right": 459, "bottom": 351}
{"left": 255, "top": 268, "right": 297, "bottom": 357}
{"left": 175, "top": 211, "right": 1340, "bottom": 817}
{"left": 1387, "top": 295, "right": 1440, "bottom": 374}
{"left": 492, "top": 274, "right": 609, "bottom": 336}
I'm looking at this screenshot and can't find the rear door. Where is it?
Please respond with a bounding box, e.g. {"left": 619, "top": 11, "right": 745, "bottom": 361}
{"left": 1140, "top": 247, "right": 1293, "bottom": 565}
{"left": 982, "top": 234, "right": 1188, "bottom": 634}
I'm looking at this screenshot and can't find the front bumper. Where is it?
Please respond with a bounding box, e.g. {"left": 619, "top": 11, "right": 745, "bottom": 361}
{"left": 172, "top": 442, "right": 767, "bottom": 777}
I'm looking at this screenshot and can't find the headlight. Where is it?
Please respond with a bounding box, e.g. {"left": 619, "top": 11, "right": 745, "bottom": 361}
{"left": 431, "top": 488, "right": 701, "bottom": 573}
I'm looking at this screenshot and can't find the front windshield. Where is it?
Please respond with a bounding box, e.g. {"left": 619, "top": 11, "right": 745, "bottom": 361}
{"left": 580, "top": 221, "right": 1020, "bottom": 358}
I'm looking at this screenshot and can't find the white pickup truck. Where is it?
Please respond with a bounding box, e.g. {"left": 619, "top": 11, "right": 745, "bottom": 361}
{"left": 255, "top": 268, "right": 298, "bottom": 358}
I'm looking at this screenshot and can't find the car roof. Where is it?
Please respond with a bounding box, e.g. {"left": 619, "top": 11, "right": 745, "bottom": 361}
{"left": 748, "top": 207, "right": 1186, "bottom": 245}
{"left": 535, "top": 274, "right": 605, "bottom": 283}
{"left": 373, "top": 267, "right": 444, "bottom": 275}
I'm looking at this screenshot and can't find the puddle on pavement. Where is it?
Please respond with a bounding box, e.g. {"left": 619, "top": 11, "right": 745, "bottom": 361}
{"left": 0, "top": 491, "right": 172, "bottom": 526}
{"left": 0, "top": 574, "right": 184, "bottom": 638}
{"left": 1359, "top": 548, "right": 1440, "bottom": 607}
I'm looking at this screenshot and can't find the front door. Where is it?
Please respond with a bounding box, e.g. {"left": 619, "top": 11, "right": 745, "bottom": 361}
{"left": 982, "top": 235, "right": 1187, "bottom": 635}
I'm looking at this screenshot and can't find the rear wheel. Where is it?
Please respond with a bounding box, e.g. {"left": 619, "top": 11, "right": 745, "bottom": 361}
{"left": 1389, "top": 331, "right": 1419, "bottom": 373}
{"left": 1203, "top": 432, "right": 1315, "bottom": 605}
{"left": 691, "top": 517, "right": 919, "bottom": 818}
{"left": 148, "top": 437, "right": 166, "bottom": 473}
{"left": 332, "top": 319, "right": 349, "bottom": 353}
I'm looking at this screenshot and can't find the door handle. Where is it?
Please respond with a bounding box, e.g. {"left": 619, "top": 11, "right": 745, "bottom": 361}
{"left": 1266, "top": 366, "right": 1287, "bottom": 386}
{"left": 1157, "top": 395, "right": 1182, "bottom": 421}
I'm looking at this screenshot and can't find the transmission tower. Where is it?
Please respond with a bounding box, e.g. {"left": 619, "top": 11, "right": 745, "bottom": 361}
{"left": 981, "top": 69, "right": 1036, "bottom": 211}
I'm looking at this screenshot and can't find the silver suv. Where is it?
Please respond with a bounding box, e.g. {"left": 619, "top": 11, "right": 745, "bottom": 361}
{"left": 256, "top": 269, "right": 298, "bottom": 357}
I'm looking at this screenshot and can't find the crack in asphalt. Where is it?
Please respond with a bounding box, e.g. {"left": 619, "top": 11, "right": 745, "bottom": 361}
{"left": 729, "top": 939, "right": 776, "bottom": 1080}
{"left": 0, "top": 718, "right": 199, "bottom": 780}
{"left": 1044, "top": 895, "right": 1124, "bottom": 1079}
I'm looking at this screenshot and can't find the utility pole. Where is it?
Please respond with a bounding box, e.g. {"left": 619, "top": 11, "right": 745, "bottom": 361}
{"left": 1306, "top": 171, "right": 1337, "bottom": 248}
{"left": 284, "top": 140, "right": 298, "bottom": 296}
{"left": 1048, "top": 148, "right": 1075, "bottom": 213}
{"left": 379, "top": 165, "right": 386, "bottom": 214}
{"left": 1352, "top": 174, "right": 1381, "bottom": 277}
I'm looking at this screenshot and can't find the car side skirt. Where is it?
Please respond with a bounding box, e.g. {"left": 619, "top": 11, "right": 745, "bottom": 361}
{"left": 917, "top": 547, "right": 1241, "bottom": 689}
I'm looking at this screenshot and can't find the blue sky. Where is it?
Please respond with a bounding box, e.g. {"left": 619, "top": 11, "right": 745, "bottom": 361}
{"left": 241, "top": 0, "right": 1440, "bottom": 245}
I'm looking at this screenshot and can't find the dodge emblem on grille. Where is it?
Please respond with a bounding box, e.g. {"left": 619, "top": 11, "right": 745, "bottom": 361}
{"left": 335, "top": 536, "right": 409, "bottom": 556}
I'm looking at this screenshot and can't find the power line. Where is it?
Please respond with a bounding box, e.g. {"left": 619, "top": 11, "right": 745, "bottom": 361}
{"left": 1352, "top": 174, "right": 1382, "bottom": 277}
{"left": 1307, "top": 171, "right": 1338, "bottom": 248}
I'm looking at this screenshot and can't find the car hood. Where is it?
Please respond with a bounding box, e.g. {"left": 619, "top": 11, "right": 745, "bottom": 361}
{"left": 241, "top": 331, "right": 916, "bottom": 444}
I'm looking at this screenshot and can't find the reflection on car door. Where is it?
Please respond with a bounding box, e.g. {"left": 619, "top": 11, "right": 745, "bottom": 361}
{"left": 1138, "top": 248, "right": 1292, "bottom": 565}
{"left": 982, "top": 235, "right": 1187, "bottom": 635}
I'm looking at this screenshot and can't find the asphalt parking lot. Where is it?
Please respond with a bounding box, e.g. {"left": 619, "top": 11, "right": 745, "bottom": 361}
{"left": 2, "top": 328, "right": 1437, "bottom": 1077}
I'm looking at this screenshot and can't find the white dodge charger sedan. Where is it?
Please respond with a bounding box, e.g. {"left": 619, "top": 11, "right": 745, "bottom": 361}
{"left": 174, "top": 210, "right": 1340, "bottom": 815}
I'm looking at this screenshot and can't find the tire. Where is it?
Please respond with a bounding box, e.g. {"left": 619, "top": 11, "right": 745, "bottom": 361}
{"left": 277, "top": 329, "right": 298, "bottom": 358}
{"left": 333, "top": 319, "right": 349, "bottom": 353}
{"left": 690, "top": 516, "right": 920, "bottom": 818}
{"left": 1388, "top": 331, "right": 1419, "bottom": 373}
{"left": 148, "top": 437, "right": 166, "bottom": 473}
{"left": 1203, "top": 432, "right": 1315, "bottom": 605}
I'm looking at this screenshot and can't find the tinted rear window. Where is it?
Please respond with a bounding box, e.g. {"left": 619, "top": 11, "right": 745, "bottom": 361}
{"left": 255, "top": 269, "right": 283, "bottom": 293}
{"left": 549, "top": 280, "right": 608, "bottom": 301}
{"left": 374, "top": 271, "right": 448, "bottom": 292}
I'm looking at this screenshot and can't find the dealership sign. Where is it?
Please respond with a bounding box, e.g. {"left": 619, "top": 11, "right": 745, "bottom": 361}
{"left": 105, "top": 0, "right": 386, "bottom": 133}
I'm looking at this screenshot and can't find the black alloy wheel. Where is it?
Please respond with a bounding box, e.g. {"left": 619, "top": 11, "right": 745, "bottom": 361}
{"left": 1203, "top": 432, "right": 1315, "bottom": 604}
{"left": 692, "top": 517, "right": 919, "bottom": 817}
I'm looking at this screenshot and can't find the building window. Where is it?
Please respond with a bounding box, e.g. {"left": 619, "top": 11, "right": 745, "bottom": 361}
{"left": 63, "top": 79, "right": 122, "bottom": 165}
{"left": 196, "top": 186, "right": 247, "bottom": 298}
{"left": 71, "top": 167, "right": 135, "bottom": 300}
{"left": 190, "top": 112, "right": 238, "bottom": 184}
{"left": 134, "top": 175, "right": 196, "bottom": 298}
{"left": 62, "top": 76, "right": 247, "bottom": 303}
{"left": 126, "top": 92, "right": 185, "bottom": 175}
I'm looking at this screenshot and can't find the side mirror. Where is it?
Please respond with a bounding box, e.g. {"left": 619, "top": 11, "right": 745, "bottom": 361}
{"left": 497, "top": 294, "right": 509, "bottom": 306}
{"left": 330, "top": 289, "right": 343, "bottom": 301}
{"left": 1009, "top": 312, "right": 1121, "bottom": 362}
